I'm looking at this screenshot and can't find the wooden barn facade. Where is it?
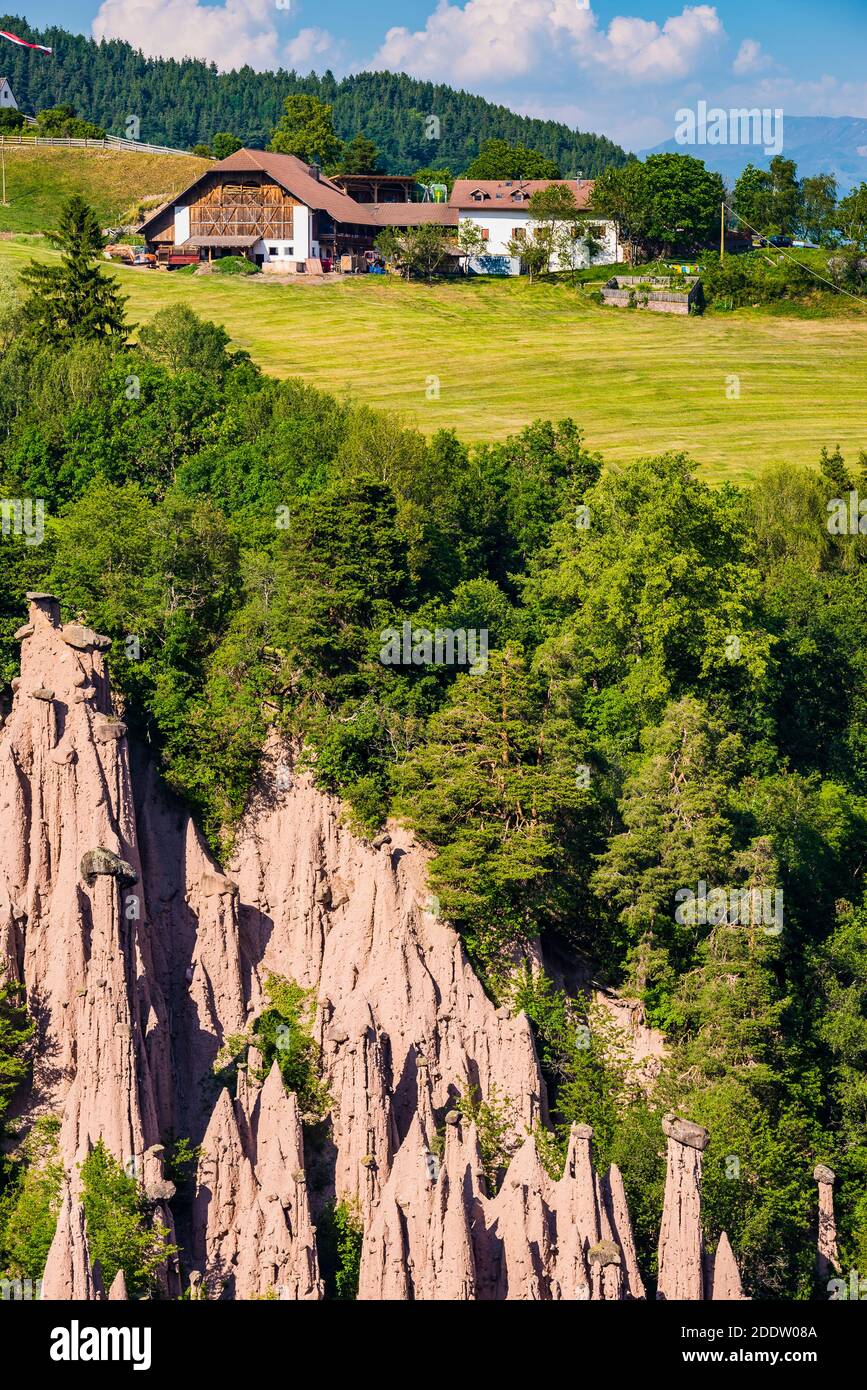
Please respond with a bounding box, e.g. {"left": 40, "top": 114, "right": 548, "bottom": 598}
{"left": 139, "top": 149, "right": 456, "bottom": 271}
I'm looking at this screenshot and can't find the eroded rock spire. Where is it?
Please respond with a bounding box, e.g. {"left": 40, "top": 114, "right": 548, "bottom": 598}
{"left": 3, "top": 600, "right": 750, "bottom": 1302}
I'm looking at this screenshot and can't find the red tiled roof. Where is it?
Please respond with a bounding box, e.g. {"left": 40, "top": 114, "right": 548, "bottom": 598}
{"left": 368, "top": 203, "right": 457, "bottom": 227}
{"left": 449, "top": 178, "right": 595, "bottom": 210}
{"left": 213, "top": 149, "right": 374, "bottom": 224}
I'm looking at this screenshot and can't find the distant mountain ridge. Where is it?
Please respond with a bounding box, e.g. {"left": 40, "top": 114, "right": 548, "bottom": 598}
{"left": 0, "top": 13, "right": 629, "bottom": 175}
{"left": 642, "top": 114, "right": 867, "bottom": 192}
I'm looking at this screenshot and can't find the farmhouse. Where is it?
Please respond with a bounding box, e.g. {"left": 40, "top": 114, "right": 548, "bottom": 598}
{"left": 138, "top": 149, "right": 623, "bottom": 276}
{"left": 450, "top": 178, "right": 622, "bottom": 275}
{"left": 0, "top": 77, "right": 17, "bottom": 109}
{"left": 138, "top": 149, "right": 457, "bottom": 271}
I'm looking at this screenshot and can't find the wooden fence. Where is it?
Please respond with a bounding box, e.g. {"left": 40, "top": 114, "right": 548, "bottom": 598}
{"left": 0, "top": 134, "right": 206, "bottom": 158}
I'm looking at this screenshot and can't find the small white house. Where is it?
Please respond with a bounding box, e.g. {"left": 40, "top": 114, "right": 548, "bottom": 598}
{"left": 449, "top": 178, "right": 622, "bottom": 276}
{"left": 0, "top": 78, "right": 18, "bottom": 110}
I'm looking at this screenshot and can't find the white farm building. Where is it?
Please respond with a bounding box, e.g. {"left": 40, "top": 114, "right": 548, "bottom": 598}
{"left": 450, "top": 178, "right": 623, "bottom": 276}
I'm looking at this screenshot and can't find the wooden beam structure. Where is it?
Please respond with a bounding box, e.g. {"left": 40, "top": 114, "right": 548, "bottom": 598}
{"left": 189, "top": 176, "right": 297, "bottom": 242}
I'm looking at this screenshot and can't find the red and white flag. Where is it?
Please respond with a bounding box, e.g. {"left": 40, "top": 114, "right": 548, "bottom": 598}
{"left": 0, "top": 29, "right": 53, "bottom": 55}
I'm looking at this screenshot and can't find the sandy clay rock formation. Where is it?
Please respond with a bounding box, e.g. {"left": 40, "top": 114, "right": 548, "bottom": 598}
{"left": 1, "top": 598, "right": 747, "bottom": 1300}
{"left": 656, "top": 1115, "right": 746, "bottom": 1301}
{"left": 813, "top": 1164, "right": 840, "bottom": 1281}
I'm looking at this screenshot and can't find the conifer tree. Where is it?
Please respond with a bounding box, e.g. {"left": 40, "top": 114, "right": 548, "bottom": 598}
{"left": 397, "top": 646, "right": 594, "bottom": 978}
{"left": 336, "top": 133, "right": 382, "bottom": 175}
{"left": 21, "top": 196, "right": 127, "bottom": 347}
{"left": 0, "top": 974, "right": 32, "bottom": 1131}
{"left": 592, "top": 697, "right": 743, "bottom": 1020}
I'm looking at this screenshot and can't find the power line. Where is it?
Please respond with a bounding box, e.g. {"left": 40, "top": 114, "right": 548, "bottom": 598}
{"left": 722, "top": 200, "right": 867, "bottom": 307}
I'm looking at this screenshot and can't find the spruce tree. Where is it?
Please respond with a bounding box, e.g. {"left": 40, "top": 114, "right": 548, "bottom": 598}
{"left": 0, "top": 975, "right": 32, "bottom": 1130}
{"left": 21, "top": 196, "right": 127, "bottom": 347}
{"left": 396, "top": 646, "right": 594, "bottom": 979}
{"left": 592, "top": 697, "right": 742, "bottom": 1020}
{"left": 336, "top": 133, "right": 382, "bottom": 175}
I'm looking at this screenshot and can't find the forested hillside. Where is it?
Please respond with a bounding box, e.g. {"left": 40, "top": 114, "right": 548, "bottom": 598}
{"left": 0, "top": 14, "right": 629, "bottom": 173}
{"left": 1, "top": 205, "right": 866, "bottom": 1299}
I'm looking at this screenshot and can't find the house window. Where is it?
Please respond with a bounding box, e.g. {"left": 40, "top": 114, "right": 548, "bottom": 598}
{"left": 268, "top": 246, "right": 278, "bottom": 255}
{"left": 284, "top": 245, "right": 293, "bottom": 256}
{"left": 480, "top": 228, "right": 490, "bottom": 240}
{"left": 513, "top": 227, "right": 526, "bottom": 241}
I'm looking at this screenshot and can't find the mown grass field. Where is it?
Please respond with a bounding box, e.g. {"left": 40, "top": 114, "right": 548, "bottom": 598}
{"left": 1, "top": 234, "right": 865, "bottom": 481}
{"left": 0, "top": 146, "right": 211, "bottom": 233}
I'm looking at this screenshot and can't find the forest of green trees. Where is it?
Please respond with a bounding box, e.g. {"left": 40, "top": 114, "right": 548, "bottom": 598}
{"left": 0, "top": 15, "right": 629, "bottom": 174}
{"left": 1, "top": 199, "right": 866, "bottom": 1299}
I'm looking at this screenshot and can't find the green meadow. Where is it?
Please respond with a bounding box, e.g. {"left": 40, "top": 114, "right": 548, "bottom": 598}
{"left": 1, "top": 234, "right": 864, "bottom": 481}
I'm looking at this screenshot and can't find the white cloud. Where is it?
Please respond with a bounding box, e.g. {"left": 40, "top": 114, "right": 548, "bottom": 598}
{"left": 597, "top": 7, "right": 724, "bottom": 81}
{"left": 732, "top": 38, "right": 771, "bottom": 77}
{"left": 372, "top": 0, "right": 589, "bottom": 84}
{"left": 92, "top": 0, "right": 338, "bottom": 72}
{"left": 285, "top": 27, "right": 335, "bottom": 68}
{"left": 371, "top": 1, "right": 724, "bottom": 88}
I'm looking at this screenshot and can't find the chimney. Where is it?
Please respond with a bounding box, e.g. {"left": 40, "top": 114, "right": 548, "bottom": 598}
{"left": 309, "top": 162, "right": 320, "bottom": 181}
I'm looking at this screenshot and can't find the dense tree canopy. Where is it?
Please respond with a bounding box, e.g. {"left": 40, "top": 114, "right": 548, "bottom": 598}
{"left": 268, "top": 93, "right": 344, "bottom": 166}
{"left": 336, "top": 133, "right": 383, "bottom": 175}
{"left": 464, "top": 138, "right": 562, "bottom": 180}
{"left": 734, "top": 157, "right": 804, "bottom": 238}
{"left": 591, "top": 153, "right": 724, "bottom": 257}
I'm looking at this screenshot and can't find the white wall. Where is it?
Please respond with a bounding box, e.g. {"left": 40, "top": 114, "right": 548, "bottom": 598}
{"left": 460, "top": 210, "right": 622, "bottom": 276}
{"left": 0, "top": 81, "right": 17, "bottom": 109}
{"left": 257, "top": 236, "right": 298, "bottom": 265}
{"left": 571, "top": 219, "right": 621, "bottom": 268}
{"left": 174, "top": 205, "right": 190, "bottom": 246}
{"left": 461, "top": 208, "right": 530, "bottom": 262}
{"left": 256, "top": 203, "right": 321, "bottom": 268}
{"left": 292, "top": 204, "right": 311, "bottom": 260}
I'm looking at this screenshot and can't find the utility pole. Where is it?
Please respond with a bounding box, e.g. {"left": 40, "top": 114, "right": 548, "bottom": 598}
{"left": 720, "top": 200, "right": 725, "bottom": 260}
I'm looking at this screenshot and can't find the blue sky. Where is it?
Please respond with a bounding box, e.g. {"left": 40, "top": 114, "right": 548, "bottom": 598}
{"left": 6, "top": 2, "right": 866, "bottom": 148}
